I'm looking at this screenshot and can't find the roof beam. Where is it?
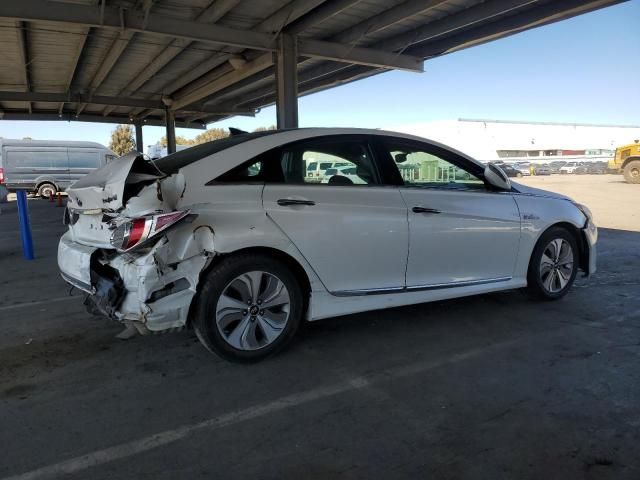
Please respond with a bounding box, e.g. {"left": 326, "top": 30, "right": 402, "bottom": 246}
{"left": 15, "top": 21, "right": 32, "bottom": 114}
{"left": 407, "top": 0, "right": 628, "bottom": 57}
{"left": 58, "top": 26, "right": 90, "bottom": 115}
{"left": 285, "top": 0, "right": 362, "bottom": 34}
{"left": 171, "top": 54, "right": 274, "bottom": 111}
{"left": 0, "top": 0, "right": 423, "bottom": 71}
{"left": 180, "top": 0, "right": 448, "bottom": 111}
{"left": 205, "top": 0, "right": 624, "bottom": 113}
{"left": 330, "top": 0, "right": 450, "bottom": 44}
{"left": 0, "top": 112, "right": 207, "bottom": 129}
{"left": 131, "top": 0, "right": 329, "bottom": 119}
{"left": 76, "top": 0, "right": 151, "bottom": 116}
{"left": 101, "top": 0, "right": 241, "bottom": 117}
{"left": 0, "top": 91, "right": 255, "bottom": 115}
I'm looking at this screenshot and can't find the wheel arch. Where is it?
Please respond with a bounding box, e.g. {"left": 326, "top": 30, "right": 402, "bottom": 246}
{"left": 35, "top": 179, "right": 58, "bottom": 193}
{"left": 532, "top": 221, "right": 588, "bottom": 274}
{"left": 186, "top": 246, "right": 312, "bottom": 327}
{"left": 622, "top": 156, "right": 640, "bottom": 169}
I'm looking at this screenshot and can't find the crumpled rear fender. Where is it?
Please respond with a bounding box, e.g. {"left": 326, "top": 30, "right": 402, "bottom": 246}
{"left": 107, "top": 222, "right": 215, "bottom": 331}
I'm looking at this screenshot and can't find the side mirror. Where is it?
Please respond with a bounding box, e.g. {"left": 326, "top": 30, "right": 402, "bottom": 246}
{"left": 394, "top": 153, "right": 408, "bottom": 164}
{"left": 484, "top": 164, "right": 511, "bottom": 191}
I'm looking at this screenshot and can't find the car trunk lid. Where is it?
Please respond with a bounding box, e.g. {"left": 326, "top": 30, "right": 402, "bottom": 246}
{"left": 66, "top": 152, "right": 164, "bottom": 213}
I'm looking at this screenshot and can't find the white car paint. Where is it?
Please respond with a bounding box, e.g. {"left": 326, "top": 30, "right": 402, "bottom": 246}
{"left": 58, "top": 128, "right": 597, "bottom": 336}
{"left": 559, "top": 162, "right": 584, "bottom": 174}
{"left": 319, "top": 165, "right": 367, "bottom": 184}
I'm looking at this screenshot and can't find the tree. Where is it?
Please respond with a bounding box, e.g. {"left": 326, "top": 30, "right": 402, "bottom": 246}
{"left": 253, "top": 125, "right": 277, "bottom": 132}
{"left": 192, "top": 128, "right": 228, "bottom": 145}
{"left": 159, "top": 135, "right": 191, "bottom": 147}
{"left": 109, "top": 124, "right": 136, "bottom": 156}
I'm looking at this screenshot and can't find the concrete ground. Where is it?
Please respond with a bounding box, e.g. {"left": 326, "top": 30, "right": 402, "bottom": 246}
{"left": 1, "top": 177, "right": 639, "bottom": 480}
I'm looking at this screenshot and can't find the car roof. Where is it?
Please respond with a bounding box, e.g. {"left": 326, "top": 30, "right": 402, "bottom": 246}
{"left": 156, "top": 127, "right": 484, "bottom": 177}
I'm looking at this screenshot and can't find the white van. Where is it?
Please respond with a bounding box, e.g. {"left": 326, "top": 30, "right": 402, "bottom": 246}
{"left": 0, "top": 139, "right": 116, "bottom": 198}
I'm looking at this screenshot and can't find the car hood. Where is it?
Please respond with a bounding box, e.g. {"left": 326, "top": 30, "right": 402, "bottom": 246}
{"left": 511, "top": 182, "right": 572, "bottom": 201}
{"left": 66, "top": 152, "right": 164, "bottom": 212}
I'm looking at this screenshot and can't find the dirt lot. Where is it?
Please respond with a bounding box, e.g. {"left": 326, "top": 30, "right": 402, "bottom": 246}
{"left": 517, "top": 174, "right": 640, "bottom": 231}
{"left": 1, "top": 179, "right": 639, "bottom": 480}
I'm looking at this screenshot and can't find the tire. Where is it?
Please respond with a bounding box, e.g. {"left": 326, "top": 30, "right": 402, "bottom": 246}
{"left": 37, "top": 182, "right": 57, "bottom": 199}
{"left": 192, "top": 254, "right": 303, "bottom": 362}
{"left": 516, "top": 172, "right": 523, "bottom": 178}
{"left": 623, "top": 160, "right": 640, "bottom": 184}
{"left": 527, "top": 227, "right": 579, "bottom": 300}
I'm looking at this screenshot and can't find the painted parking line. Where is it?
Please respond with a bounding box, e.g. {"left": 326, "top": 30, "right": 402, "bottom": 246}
{"left": 0, "top": 296, "right": 81, "bottom": 313}
{"left": 1, "top": 337, "right": 522, "bottom": 480}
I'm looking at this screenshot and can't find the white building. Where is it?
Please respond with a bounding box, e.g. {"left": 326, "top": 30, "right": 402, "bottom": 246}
{"left": 390, "top": 119, "right": 640, "bottom": 162}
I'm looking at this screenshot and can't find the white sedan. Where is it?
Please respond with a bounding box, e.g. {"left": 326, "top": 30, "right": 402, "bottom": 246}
{"left": 58, "top": 128, "right": 597, "bottom": 362}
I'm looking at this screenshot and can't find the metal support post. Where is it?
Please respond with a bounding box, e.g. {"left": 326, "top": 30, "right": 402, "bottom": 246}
{"left": 165, "top": 107, "right": 176, "bottom": 154}
{"left": 135, "top": 122, "right": 144, "bottom": 153}
{"left": 275, "top": 33, "right": 299, "bottom": 129}
{"left": 16, "top": 190, "right": 34, "bottom": 260}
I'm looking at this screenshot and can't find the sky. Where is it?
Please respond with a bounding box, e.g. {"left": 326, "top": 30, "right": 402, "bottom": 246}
{"left": 0, "top": 0, "right": 638, "bottom": 152}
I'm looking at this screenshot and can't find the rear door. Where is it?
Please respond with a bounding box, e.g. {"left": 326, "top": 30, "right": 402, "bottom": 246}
{"left": 262, "top": 135, "right": 409, "bottom": 294}
{"left": 67, "top": 148, "right": 103, "bottom": 186}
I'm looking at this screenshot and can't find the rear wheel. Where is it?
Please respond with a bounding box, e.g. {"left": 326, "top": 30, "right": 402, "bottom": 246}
{"left": 37, "top": 182, "right": 56, "bottom": 199}
{"left": 193, "top": 254, "right": 303, "bottom": 362}
{"left": 623, "top": 160, "right": 640, "bottom": 184}
{"left": 527, "top": 227, "right": 578, "bottom": 300}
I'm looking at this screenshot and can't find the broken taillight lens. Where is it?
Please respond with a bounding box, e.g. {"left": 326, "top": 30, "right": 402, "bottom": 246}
{"left": 110, "top": 210, "right": 191, "bottom": 252}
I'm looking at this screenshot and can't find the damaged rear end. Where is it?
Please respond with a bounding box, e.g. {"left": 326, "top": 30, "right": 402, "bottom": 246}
{"left": 58, "top": 152, "right": 214, "bottom": 333}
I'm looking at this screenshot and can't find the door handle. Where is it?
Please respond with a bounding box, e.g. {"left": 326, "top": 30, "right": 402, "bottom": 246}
{"left": 412, "top": 206, "right": 441, "bottom": 214}
{"left": 277, "top": 198, "right": 316, "bottom": 207}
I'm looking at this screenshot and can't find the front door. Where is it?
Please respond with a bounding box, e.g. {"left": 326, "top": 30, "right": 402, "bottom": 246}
{"left": 377, "top": 138, "right": 521, "bottom": 287}
{"left": 262, "top": 136, "right": 408, "bottom": 294}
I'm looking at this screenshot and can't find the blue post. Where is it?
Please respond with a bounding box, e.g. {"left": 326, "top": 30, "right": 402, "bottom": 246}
{"left": 16, "top": 190, "right": 35, "bottom": 260}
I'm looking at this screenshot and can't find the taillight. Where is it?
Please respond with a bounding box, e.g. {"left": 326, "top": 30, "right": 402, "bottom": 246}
{"left": 110, "top": 210, "right": 191, "bottom": 252}
{"left": 0, "top": 168, "right": 5, "bottom": 184}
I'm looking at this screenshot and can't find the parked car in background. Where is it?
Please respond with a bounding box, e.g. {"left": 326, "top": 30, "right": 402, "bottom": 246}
{"left": 548, "top": 160, "right": 568, "bottom": 173}
{"left": 306, "top": 159, "right": 350, "bottom": 182}
{"left": 0, "top": 139, "right": 116, "bottom": 198}
{"left": 534, "top": 165, "right": 552, "bottom": 176}
{"left": 586, "top": 162, "right": 607, "bottom": 174}
{"left": 514, "top": 164, "right": 531, "bottom": 176}
{"left": 58, "top": 128, "right": 597, "bottom": 362}
{"left": 320, "top": 165, "right": 366, "bottom": 184}
{"left": 494, "top": 163, "right": 523, "bottom": 178}
{"left": 559, "top": 161, "right": 585, "bottom": 174}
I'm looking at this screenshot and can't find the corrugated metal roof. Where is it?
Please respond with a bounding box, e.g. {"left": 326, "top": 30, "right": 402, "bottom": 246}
{"left": 0, "top": 0, "right": 626, "bottom": 129}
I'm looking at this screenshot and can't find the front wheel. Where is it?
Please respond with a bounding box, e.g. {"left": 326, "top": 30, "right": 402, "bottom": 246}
{"left": 623, "top": 160, "right": 640, "bottom": 184}
{"left": 527, "top": 227, "right": 579, "bottom": 300}
{"left": 516, "top": 172, "right": 523, "bottom": 178}
{"left": 193, "top": 254, "right": 303, "bottom": 362}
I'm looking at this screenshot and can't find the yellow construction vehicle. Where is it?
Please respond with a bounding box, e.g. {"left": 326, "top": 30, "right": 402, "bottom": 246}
{"left": 609, "top": 140, "right": 640, "bottom": 184}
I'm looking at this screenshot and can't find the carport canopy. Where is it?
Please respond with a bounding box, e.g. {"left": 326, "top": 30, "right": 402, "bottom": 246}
{"left": 0, "top": 0, "right": 626, "bottom": 152}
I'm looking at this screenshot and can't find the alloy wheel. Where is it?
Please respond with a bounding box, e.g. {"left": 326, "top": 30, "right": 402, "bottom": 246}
{"left": 215, "top": 271, "right": 290, "bottom": 351}
{"left": 539, "top": 238, "right": 574, "bottom": 293}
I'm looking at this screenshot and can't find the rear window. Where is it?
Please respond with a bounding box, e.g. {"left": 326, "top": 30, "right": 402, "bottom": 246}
{"left": 153, "top": 131, "right": 280, "bottom": 174}
{"left": 306, "top": 162, "right": 317, "bottom": 171}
